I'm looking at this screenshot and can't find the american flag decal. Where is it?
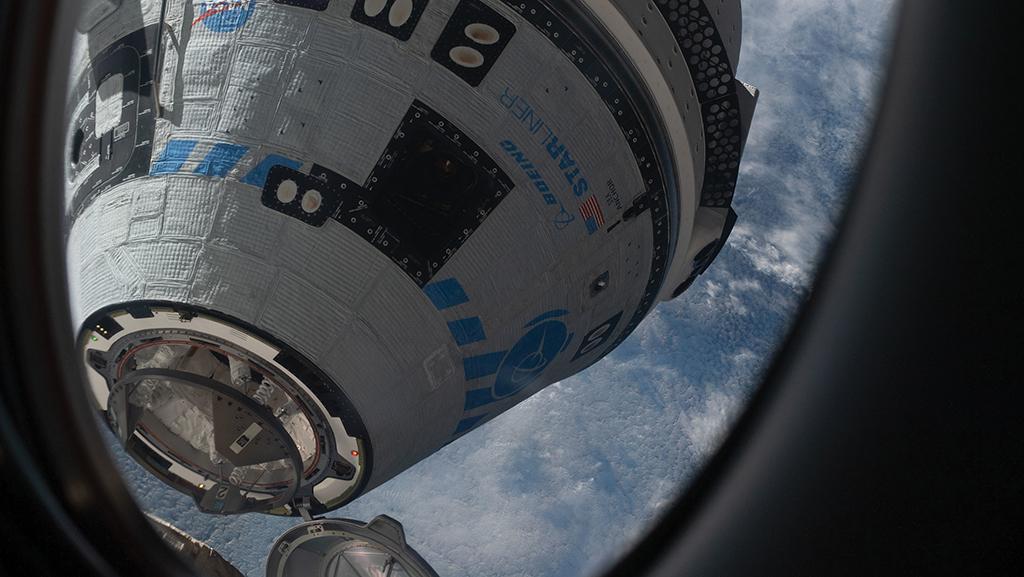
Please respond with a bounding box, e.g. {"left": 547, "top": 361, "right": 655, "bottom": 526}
{"left": 579, "top": 195, "right": 606, "bottom": 235}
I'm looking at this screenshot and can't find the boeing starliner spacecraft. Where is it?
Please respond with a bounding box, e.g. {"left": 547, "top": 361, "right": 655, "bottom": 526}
{"left": 68, "top": 0, "right": 757, "bottom": 534}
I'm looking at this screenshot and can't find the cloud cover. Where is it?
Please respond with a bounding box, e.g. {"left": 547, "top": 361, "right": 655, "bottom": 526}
{"left": 112, "top": 1, "right": 896, "bottom": 575}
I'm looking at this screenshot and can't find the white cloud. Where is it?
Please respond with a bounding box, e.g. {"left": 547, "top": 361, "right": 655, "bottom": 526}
{"left": 732, "top": 0, "right": 897, "bottom": 289}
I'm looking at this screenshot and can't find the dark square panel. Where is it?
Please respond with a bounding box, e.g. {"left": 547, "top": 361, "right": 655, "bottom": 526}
{"left": 351, "top": 0, "right": 431, "bottom": 42}
{"left": 261, "top": 165, "right": 349, "bottom": 227}
{"left": 330, "top": 100, "right": 515, "bottom": 286}
{"left": 274, "top": 0, "right": 332, "bottom": 10}
{"left": 431, "top": 0, "right": 516, "bottom": 87}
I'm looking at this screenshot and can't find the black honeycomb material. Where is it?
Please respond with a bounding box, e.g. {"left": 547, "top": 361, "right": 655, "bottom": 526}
{"left": 655, "top": 0, "right": 744, "bottom": 208}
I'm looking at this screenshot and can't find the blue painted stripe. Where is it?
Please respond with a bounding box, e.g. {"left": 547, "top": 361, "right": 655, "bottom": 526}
{"left": 454, "top": 414, "right": 489, "bottom": 436}
{"left": 526, "top": 309, "right": 569, "bottom": 327}
{"left": 423, "top": 278, "right": 470, "bottom": 310}
{"left": 447, "top": 317, "right": 486, "bottom": 346}
{"left": 463, "top": 351, "right": 506, "bottom": 380}
{"left": 150, "top": 139, "right": 197, "bottom": 175}
{"left": 241, "top": 153, "right": 302, "bottom": 187}
{"left": 464, "top": 388, "right": 498, "bottom": 411}
{"left": 194, "top": 142, "right": 249, "bottom": 177}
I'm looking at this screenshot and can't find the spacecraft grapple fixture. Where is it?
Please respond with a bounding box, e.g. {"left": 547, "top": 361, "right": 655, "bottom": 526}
{"left": 68, "top": 0, "right": 757, "bottom": 526}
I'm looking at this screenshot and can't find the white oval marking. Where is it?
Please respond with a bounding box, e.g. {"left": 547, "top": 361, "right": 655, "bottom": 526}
{"left": 389, "top": 0, "right": 413, "bottom": 27}
{"left": 465, "top": 22, "right": 500, "bottom": 45}
{"left": 449, "top": 46, "right": 485, "bottom": 68}
{"left": 276, "top": 179, "right": 298, "bottom": 204}
{"left": 302, "top": 190, "right": 323, "bottom": 214}
{"left": 363, "top": 0, "right": 387, "bottom": 18}
{"left": 95, "top": 73, "right": 124, "bottom": 135}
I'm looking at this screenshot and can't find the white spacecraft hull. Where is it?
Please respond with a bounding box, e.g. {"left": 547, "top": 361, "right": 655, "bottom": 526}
{"left": 68, "top": 0, "right": 755, "bottom": 516}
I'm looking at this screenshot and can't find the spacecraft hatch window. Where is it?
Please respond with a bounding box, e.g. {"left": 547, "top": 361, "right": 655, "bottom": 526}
{"left": 81, "top": 304, "right": 370, "bottom": 516}
{"left": 119, "top": 342, "right": 319, "bottom": 475}
{"left": 323, "top": 545, "right": 412, "bottom": 577}
{"left": 111, "top": 367, "right": 305, "bottom": 515}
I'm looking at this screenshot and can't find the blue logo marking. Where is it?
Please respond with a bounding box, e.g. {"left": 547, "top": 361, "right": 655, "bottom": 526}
{"left": 453, "top": 414, "right": 489, "bottom": 435}
{"left": 499, "top": 86, "right": 591, "bottom": 198}
{"left": 241, "top": 154, "right": 302, "bottom": 187}
{"left": 492, "top": 310, "right": 570, "bottom": 398}
{"left": 464, "top": 388, "right": 499, "bottom": 411}
{"left": 455, "top": 310, "right": 572, "bottom": 435}
{"left": 424, "top": 278, "right": 471, "bottom": 310}
{"left": 194, "top": 142, "right": 248, "bottom": 177}
{"left": 193, "top": 1, "right": 256, "bottom": 33}
{"left": 427, "top": 278, "right": 572, "bottom": 438}
{"left": 499, "top": 139, "right": 576, "bottom": 232}
{"left": 447, "top": 317, "right": 487, "bottom": 346}
{"left": 151, "top": 139, "right": 254, "bottom": 179}
{"left": 150, "top": 139, "right": 198, "bottom": 175}
{"left": 151, "top": 141, "right": 310, "bottom": 185}
{"left": 463, "top": 352, "right": 506, "bottom": 381}
{"left": 553, "top": 204, "right": 576, "bottom": 230}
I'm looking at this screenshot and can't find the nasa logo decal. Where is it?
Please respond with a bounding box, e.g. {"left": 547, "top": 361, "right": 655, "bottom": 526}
{"left": 426, "top": 280, "right": 576, "bottom": 437}
{"left": 193, "top": 1, "right": 256, "bottom": 33}
{"left": 493, "top": 310, "right": 570, "bottom": 398}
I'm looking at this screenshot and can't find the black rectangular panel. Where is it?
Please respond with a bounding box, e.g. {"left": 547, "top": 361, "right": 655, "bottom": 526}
{"left": 351, "top": 0, "right": 430, "bottom": 42}
{"left": 329, "top": 100, "right": 515, "bottom": 286}
{"left": 431, "top": 0, "right": 516, "bottom": 87}
{"left": 93, "top": 315, "right": 124, "bottom": 340}
{"left": 261, "top": 165, "right": 348, "bottom": 227}
{"left": 274, "top": 0, "right": 331, "bottom": 9}
{"left": 68, "top": 25, "right": 159, "bottom": 217}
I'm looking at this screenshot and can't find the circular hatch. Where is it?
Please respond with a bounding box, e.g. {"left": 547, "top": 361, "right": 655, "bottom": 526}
{"left": 266, "top": 516, "right": 439, "bottom": 577}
